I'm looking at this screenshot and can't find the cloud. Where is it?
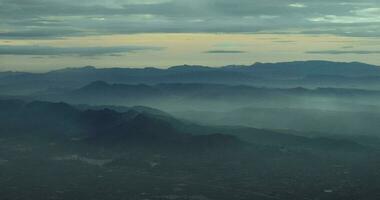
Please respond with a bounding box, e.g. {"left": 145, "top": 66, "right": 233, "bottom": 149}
{"left": 288, "top": 3, "right": 307, "bottom": 8}
{"left": 0, "top": 45, "right": 163, "bottom": 56}
{"left": 0, "top": 0, "right": 379, "bottom": 38}
{"left": 306, "top": 50, "right": 380, "bottom": 55}
{"left": 272, "top": 40, "right": 296, "bottom": 43}
{"left": 204, "top": 50, "right": 246, "bottom": 54}
{"left": 0, "top": 29, "right": 82, "bottom": 39}
{"left": 308, "top": 14, "right": 380, "bottom": 24}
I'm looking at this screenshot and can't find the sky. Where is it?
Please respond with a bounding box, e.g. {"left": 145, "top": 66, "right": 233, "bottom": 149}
{"left": 0, "top": 0, "right": 380, "bottom": 71}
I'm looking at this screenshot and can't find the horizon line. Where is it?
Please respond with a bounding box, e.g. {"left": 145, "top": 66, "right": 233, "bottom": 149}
{"left": 1, "top": 60, "right": 378, "bottom": 73}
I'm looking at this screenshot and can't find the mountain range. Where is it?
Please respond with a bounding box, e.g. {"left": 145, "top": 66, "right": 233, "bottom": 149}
{"left": 0, "top": 99, "right": 367, "bottom": 152}
{"left": 2, "top": 61, "right": 380, "bottom": 95}
{"left": 2, "top": 61, "right": 380, "bottom": 199}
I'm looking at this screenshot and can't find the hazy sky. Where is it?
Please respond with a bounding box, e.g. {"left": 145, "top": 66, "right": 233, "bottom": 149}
{"left": 0, "top": 0, "right": 380, "bottom": 71}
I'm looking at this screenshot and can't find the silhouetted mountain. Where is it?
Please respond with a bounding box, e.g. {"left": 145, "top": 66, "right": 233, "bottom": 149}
{"left": 73, "top": 81, "right": 161, "bottom": 98}
{"left": 56, "top": 81, "right": 380, "bottom": 108}
{"left": 247, "top": 61, "right": 380, "bottom": 77}
{"left": 0, "top": 99, "right": 365, "bottom": 152}
{"left": 168, "top": 64, "right": 214, "bottom": 72}
{"left": 1, "top": 61, "right": 380, "bottom": 95}
{"left": 0, "top": 99, "right": 245, "bottom": 150}
{"left": 76, "top": 104, "right": 170, "bottom": 117}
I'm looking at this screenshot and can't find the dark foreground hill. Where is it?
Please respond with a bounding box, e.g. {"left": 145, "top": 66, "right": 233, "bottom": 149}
{"left": 0, "top": 99, "right": 246, "bottom": 151}
{"left": 0, "top": 99, "right": 368, "bottom": 152}
{"left": 1, "top": 99, "right": 380, "bottom": 200}
{"left": 27, "top": 81, "right": 376, "bottom": 137}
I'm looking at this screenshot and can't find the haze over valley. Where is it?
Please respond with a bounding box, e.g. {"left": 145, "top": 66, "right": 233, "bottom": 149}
{"left": 1, "top": 0, "right": 380, "bottom": 199}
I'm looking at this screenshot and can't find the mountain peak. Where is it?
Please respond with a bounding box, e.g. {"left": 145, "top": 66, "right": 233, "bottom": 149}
{"left": 168, "top": 65, "right": 213, "bottom": 71}
{"left": 79, "top": 81, "right": 110, "bottom": 91}
{"left": 251, "top": 60, "right": 376, "bottom": 67}
{"left": 49, "top": 66, "right": 96, "bottom": 74}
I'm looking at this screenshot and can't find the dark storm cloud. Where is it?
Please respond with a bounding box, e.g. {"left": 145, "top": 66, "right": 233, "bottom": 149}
{"left": 0, "top": 0, "right": 379, "bottom": 38}
{"left": 0, "top": 45, "right": 163, "bottom": 56}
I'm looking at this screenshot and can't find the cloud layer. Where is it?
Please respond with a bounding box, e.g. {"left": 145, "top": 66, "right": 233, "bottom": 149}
{"left": 204, "top": 50, "right": 246, "bottom": 54}
{"left": 307, "top": 50, "right": 380, "bottom": 55}
{"left": 1, "top": 0, "right": 379, "bottom": 38}
{"left": 0, "top": 45, "right": 162, "bottom": 56}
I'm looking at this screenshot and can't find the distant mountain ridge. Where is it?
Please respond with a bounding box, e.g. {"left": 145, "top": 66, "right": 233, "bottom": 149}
{"left": 46, "top": 60, "right": 380, "bottom": 76}
{"left": 66, "top": 81, "right": 380, "bottom": 101}
{"left": 1, "top": 61, "right": 380, "bottom": 95}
